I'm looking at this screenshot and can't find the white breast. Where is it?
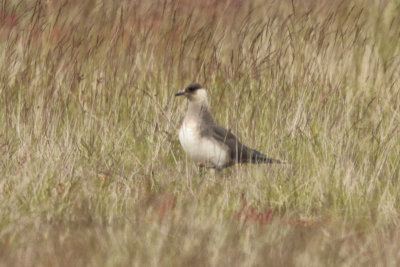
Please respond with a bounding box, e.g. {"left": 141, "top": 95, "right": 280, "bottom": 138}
{"left": 178, "top": 120, "right": 230, "bottom": 168}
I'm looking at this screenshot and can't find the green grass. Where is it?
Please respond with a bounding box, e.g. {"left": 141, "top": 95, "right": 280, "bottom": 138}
{"left": 1, "top": 0, "right": 400, "bottom": 266}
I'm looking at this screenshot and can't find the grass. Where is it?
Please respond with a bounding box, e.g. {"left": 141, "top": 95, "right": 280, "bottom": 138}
{"left": 0, "top": 0, "right": 400, "bottom": 266}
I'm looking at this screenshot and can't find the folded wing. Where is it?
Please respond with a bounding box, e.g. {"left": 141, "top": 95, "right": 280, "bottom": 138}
{"left": 204, "top": 125, "right": 281, "bottom": 165}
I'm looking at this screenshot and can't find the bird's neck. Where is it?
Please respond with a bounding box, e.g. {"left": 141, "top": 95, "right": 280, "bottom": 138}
{"left": 185, "top": 100, "right": 214, "bottom": 125}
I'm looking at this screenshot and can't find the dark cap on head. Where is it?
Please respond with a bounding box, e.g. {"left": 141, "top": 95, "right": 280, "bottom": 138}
{"left": 175, "top": 82, "right": 203, "bottom": 97}
{"left": 185, "top": 83, "right": 202, "bottom": 92}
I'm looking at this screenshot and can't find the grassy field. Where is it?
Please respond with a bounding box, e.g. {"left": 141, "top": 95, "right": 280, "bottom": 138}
{"left": 1, "top": 0, "right": 400, "bottom": 266}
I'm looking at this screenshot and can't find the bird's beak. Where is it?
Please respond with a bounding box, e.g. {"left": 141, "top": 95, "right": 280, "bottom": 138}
{"left": 175, "top": 90, "right": 186, "bottom": 97}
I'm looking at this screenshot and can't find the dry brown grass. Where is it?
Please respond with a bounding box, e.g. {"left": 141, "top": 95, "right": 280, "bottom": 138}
{"left": 1, "top": 0, "right": 400, "bottom": 266}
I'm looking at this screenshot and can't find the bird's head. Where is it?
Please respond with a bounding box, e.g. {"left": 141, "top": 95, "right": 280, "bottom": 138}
{"left": 175, "top": 83, "right": 208, "bottom": 104}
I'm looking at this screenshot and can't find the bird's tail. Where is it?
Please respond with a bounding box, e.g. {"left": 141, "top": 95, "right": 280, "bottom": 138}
{"left": 250, "top": 149, "right": 282, "bottom": 164}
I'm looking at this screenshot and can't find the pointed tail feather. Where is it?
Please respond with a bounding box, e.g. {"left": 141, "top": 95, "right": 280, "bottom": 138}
{"left": 251, "top": 149, "right": 282, "bottom": 164}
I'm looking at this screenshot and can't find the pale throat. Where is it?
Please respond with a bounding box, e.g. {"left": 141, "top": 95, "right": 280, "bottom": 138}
{"left": 185, "top": 98, "right": 209, "bottom": 120}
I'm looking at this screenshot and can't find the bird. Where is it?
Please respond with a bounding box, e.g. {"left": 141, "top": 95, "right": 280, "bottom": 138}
{"left": 175, "top": 83, "right": 281, "bottom": 170}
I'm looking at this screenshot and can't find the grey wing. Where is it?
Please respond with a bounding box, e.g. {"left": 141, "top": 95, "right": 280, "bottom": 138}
{"left": 201, "top": 124, "right": 282, "bottom": 165}
{"left": 207, "top": 125, "right": 253, "bottom": 163}
{"left": 208, "top": 125, "right": 280, "bottom": 164}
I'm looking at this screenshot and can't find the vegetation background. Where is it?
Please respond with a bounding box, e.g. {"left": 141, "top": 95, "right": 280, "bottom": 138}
{"left": 1, "top": 0, "right": 399, "bottom": 266}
